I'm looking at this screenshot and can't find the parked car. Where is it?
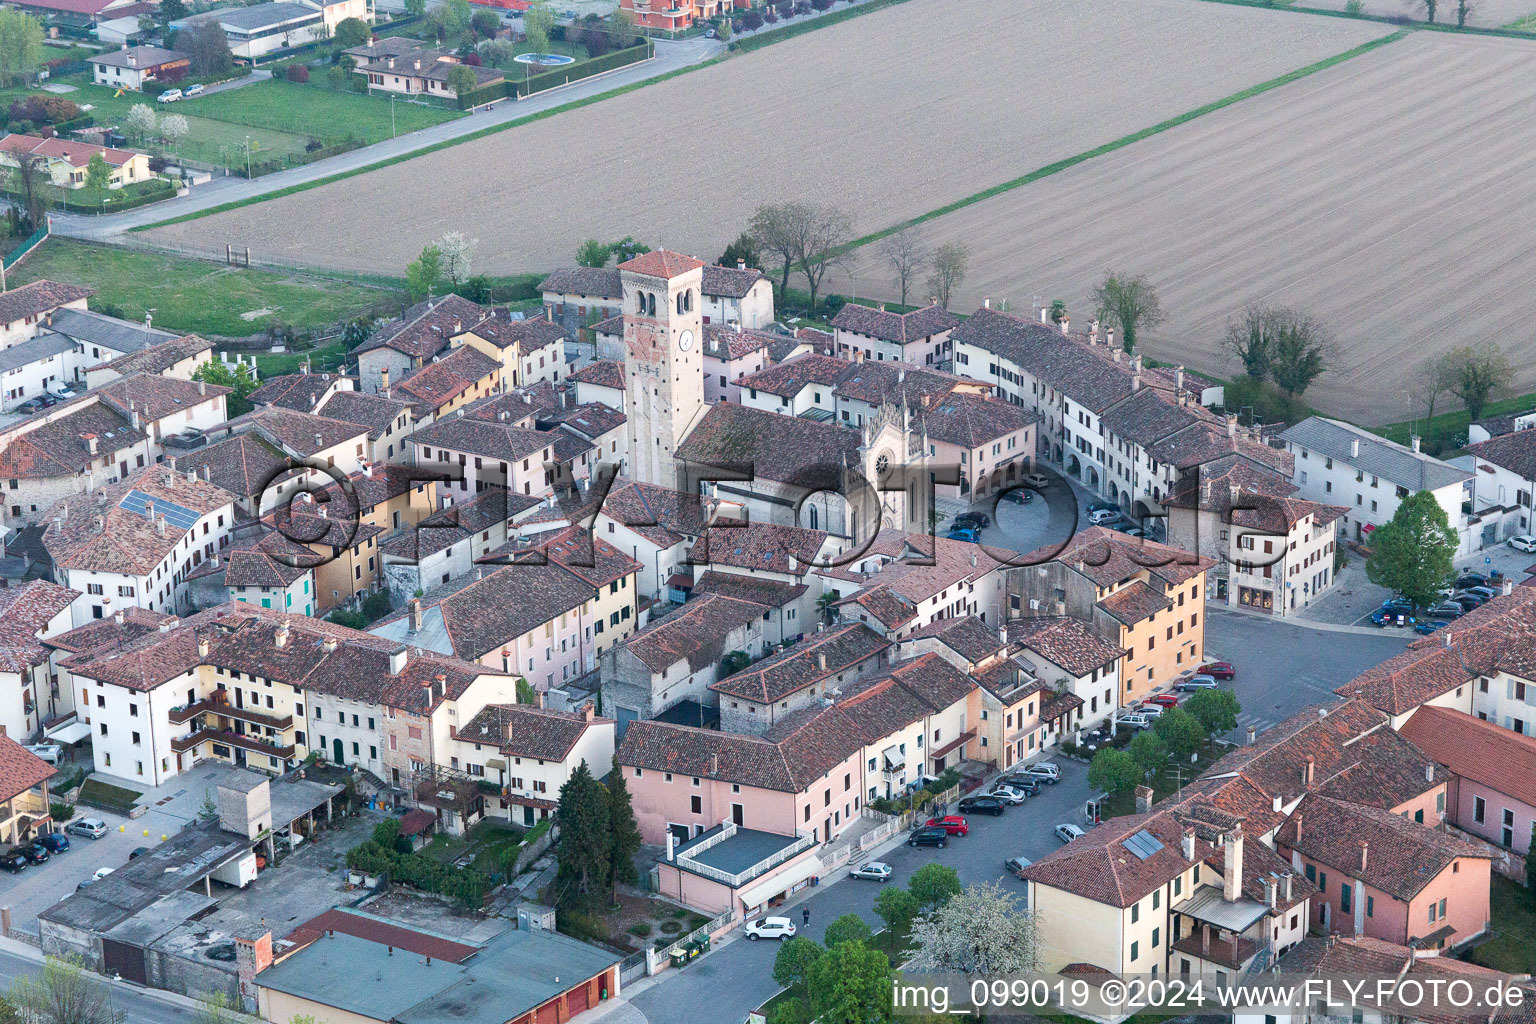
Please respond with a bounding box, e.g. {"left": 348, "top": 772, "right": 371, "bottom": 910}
{"left": 924, "top": 815, "right": 970, "bottom": 836}
{"left": 1135, "top": 703, "right": 1164, "bottom": 719}
{"left": 1456, "top": 573, "right": 1490, "bottom": 589}
{"left": 1177, "top": 675, "right": 1220, "bottom": 691}
{"left": 1370, "top": 609, "right": 1401, "bottom": 627}
{"left": 157, "top": 88, "right": 182, "bottom": 103}
{"left": 36, "top": 832, "right": 68, "bottom": 853}
{"left": 0, "top": 851, "right": 26, "bottom": 874}
{"left": 1462, "top": 586, "right": 1497, "bottom": 600}
{"left": 849, "top": 861, "right": 892, "bottom": 882}
{"left": 1146, "top": 693, "right": 1181, "bottom": 709}
{"left": 15, "top": 399, "right": 42, "bottom": 415}
{"left": 1118, "top": 712, "right": 1152, "bottom": 729}
{"left": 92, "top": 866, "right": 113, "bottom": 881}
{"left": 1004, "top": 856, "right": 1032, "bottom": 877}
{"left": 1427, "top": 602, "right": 1465, "bottom": 620}
{"left": 1054, "top": 823, "right": 1086, "bottom": 844}
{"left": 957, "top": 796, "right": 1005, "bottom": 817}
{"left": 953, "top": 512, "right": 990, "bottom": 530}
{"left": 1451, "top": 593, "right": 1486, "bottom": 611}
{"left": 908, "top": 826, "right": 950, "bottom": 848}
{"left": 129, "top": 847, "right": 150, "bottom": 860}
{"left": 1088, "top": 508, "right": 1120, "bottom": 525}
{"left": 23, "top": 743, "right": 61, "bottom": 763}
{"left": 1022, "top": 473, "right": 1050, "bottom": 489}
{"left": 1110, "top": 522, "right": 1146, "bottom": 537}
{"left": 16, "top": 842, "right": 47, "bottom": 864}
{"left": 1087, "top": 500, "right": 1119, "bottom": 514}
{"left": 1414, "top": 620, "right": 1451, "bottom": 635}
{"left": 998, "top": 775, "right": 1040, "bottom": 795}
{"left": 1019, "top": 762, "right": 1060, "bottom": 783}
{"left": 66, "top": 818, "right": 108, "bottom": 839}
{"left": 946, "top": 526, "right": 980, "bottom": 543}
{"left": 744, "top": 917, "right": 796, "bottom": 941}
{"left": 184, "top": 83, "right": 205, "bottom": 97}
{"left": 987, "top": 785, "right": 1028, "bottom": 805}
{"left": 1198, "top": 662, "right": 1236, "bottom": 680}
{"left": 1000, "top": 487, "right": 1033, "bottom": 504}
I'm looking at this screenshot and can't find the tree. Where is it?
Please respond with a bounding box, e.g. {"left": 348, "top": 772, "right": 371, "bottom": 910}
{"left": 83, "top": 153, "right": 112, "bottom": 196}
{"left": 515, "top": 677, "right": 538, "bottom": 704}
{"left": 1412, "top": 350, "right": 1458, "bottom": 424}
{"left": 908, "top": 862, "right": 961, "bottom": 915}
{"left": 1091, "top": 271, "right": 1165, "bottom": 353}
{"left": 604, "top": 755, "right": 641, "bottom": 898}
{"left": 1409, "top": 0, "right": 1439, "bottom": 21}
{"left": 1153, "top": 706, "right": 1206, "bottom": 758}
{"left": 1128, "top": 729, "right": 1167, "bottom": 778}
{"left": 470, "top": 9, "right": 500, "bottom": 38}
{"left": 124, "top": 102, "right": 157, "bottom": 144}
{"left": 716, "top": 16, "right": 732, "bottom": 40}
{"left": 823, "top": 913, "right": 871, "bottom": 949}
{"left": 523, "top": 1, "right": 555, "bottom": 54}
{"left": 160, "top": 112, "right": 189, "bottom": 152}
{"left": 8, "top": 956, "right": 114, "bottom": 1024}
{"left": 805, "top": 940, "right": 892, "bottom": 1024}
{"left": 772, "top": 936, "right": 823, "bottom": 1008}
{"left": 194, "top": 991, "right": 244, "bottom": 1024}
{"left": 11, "top": 151, "right": 43, "bottom": 232}
{"left": 879, "top": 226, "right": 927, "bottom": 307}
{"left": 1222, "top": 304, "right": 1280, "bottom": 381}
{"left": 908, "top": 882, "right": 1041, "bottom": 974}
{"left": 0, "top": 10, "right": 42, "bottom": 89}
{"left": 437, "top": 0, "right": 473, "bottom": 42}
{"left": 158, "top": 0, "right": 186, "bottom": 23}
{"left": 1455, "top": 0, "right": 1473, "bottom": 25}
{"left": 1365, "top": 490, "right": 1457, "bottom": 610}
{"left": 748, "top": 201, "right": 806, "bottom": 297}
{"left": 1526, "top": 822, "right": 1536, "bottom": 905}
{"left": 1183, "top": 688, "right": 1241, "bottom": 737}
{"left": 181, "top": 22, "right": 233, "bottom": 75}
{"left": 926, "top": 241, "right": 969, "bottom": 310}
{"left": 404, "top": 0, "right": 426, "bottom": 16}
{"left": 193, "top": 360, "right": 257, "bottom": 415}
{"left": 1088, "top": 747, "right": 1140, "bottom": 793}
{"left": 553, "top": 760, "right": 610, "bottom": 910}
{"left": 333, "top": 16, "right": 370, "bottom": 47}
{"left": 437, "top": 231, "right": 477, "bottom": 285}
{"left": 575, "top": 238, "right": 611, "bottom": 268}
{"left": 719, "top": 231, "right": 756, "bottom": 270}
{"left": 789, "top": 202, "right": 853, "bottom": 312}
{"left": 873, "top": 885, "right": 919, "bottom": 953}
{"left": 1266, "top": 309, "right": 1334, "bottom": 398}
{"left": 1446, "top": 342, "right": 1514, "bottom": 423}
{"left": 406, "top": 243, "right": 443, "bottom": 302}
{"left": 445, "top": 63, "right": 478, "bottom": 98}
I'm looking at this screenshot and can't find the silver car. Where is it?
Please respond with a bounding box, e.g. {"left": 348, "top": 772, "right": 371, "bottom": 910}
{"left": 849, "top": 861, "right": 892, "bottom": 882}
{"left": 1054, "top": 823, "right": 1086, "bottom": 844}
{"left": 66, "top": 818, "right": 108, "bottom": 839}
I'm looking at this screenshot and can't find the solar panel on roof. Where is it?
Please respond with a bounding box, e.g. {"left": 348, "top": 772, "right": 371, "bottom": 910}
{"left": 118, "top": 489, "right": 200, "bottom": 531}
{"left": 1125, "top": 829, "right": 1164, "bottom": 861}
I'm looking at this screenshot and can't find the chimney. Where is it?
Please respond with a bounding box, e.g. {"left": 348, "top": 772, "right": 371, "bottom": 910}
{"left": 198, "top": 636, "right": 210, "bottom": 658}
{"left": 1175, "top": 364, "right": 1185, "bottom": 391}
{"left": 314, "top": 433, "right": 323, "bottom": 448}
{"left": 155, "top": 513, "right": 166, "bottom": 537}
{"left": 409, "top": 598, "right": 423, "bottom": 634}
{"left": 1134, "top": 785, "right": 1154, "bottom": 814}
{"left": 983, "top": 297, "right": 991, "bottom": 309}
{"left": 389, "top": 647, "right": 407, "bottom": 675}
{"left": 1106, "top": 327, "right": 1115, "bottom": 349}
{"left": 199, "top": 465, "right": 210, "bottom": 482}
{"left": 1132, "top": 373, "right": 1142, "bottom": 392}
{"left": 387, "top": 56, "right": 395, "bottom": 68}
{"left": 1223, "top": 826, "right": 1243, "bottom": 902}
{"left": 1303, "top": 755, "right": 1315, "bottom": 788}
{"left": 1411, "top": 434, "right": 1422, "bottom": 454}
{"left": 275, "top": 623, "right": 290, "bottom": 648}
{"left": 1350, "top": 438, "right": 1359, "bottom": 459}
{"left": 322, "top": 637, "right": 338, "bottom": 654}
{"left": 736, "top": 259, "right": 745, "bottom": 271}
{"left": 1503, "top": 579, "right": 1514, "bottom": 596}
{"left": 435, "top": 673, "right": 446, "bottom": 698}
{"left": 1425, "top": 763, "right": 1434, "bottom": 783}
{"left": 1181, "top": 826, "right": 1196, "bottom": 861}
{"left": 1292, "top": 813, "right": 1302, "bottom": 844}
{"left": 1358, "top": 840, "right": 1369, "bottom": 875}
{"left": 1282, "top": 872, "right": 1293, "bottom": 902}
{"left": 817, "top": 652, "right": 827, "bottom": 672}
{"left": 113, "top": 609, "right": 124, "bottom": 625}
{"left": 710, "top": 752, "right": 719, "bottom": 776}
{"left": 1246, "top": 724, "right": 1256, "bottom": 745}
{"left": 1443, "top": 630, "right": 1453, "bottom": 648}
{"left": 1272, "top": 794, "right": 1283, "bottom": 813}
{"left": 1264, "top": 874, "right": 1277, "bottom": 910}
{"left": 1059, "top": 316, "right": 1069, "bottom": 336}
{"left": 583, "top": 701, "right": 595, "bottom": 723}
{"left": 1226, "top": 414, "right": 1237, "bottom": 438}
{"left": 534, "top": 688, "right": 545, "bottom": 709}
{"left": 84, "top": 433, "right": 98, "bottom": 455}
{"left": 1201, "top": 923, "right": 1211, "bottom": 958}
{"left": 199, "top": 379, "right": 207, "bottom": 396}
{"left": 380, "top": 367, "right": 390, "bottom": 390}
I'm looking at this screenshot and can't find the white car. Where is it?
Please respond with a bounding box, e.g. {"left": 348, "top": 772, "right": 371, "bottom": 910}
{"left": 1054, "top": 823, "right": 1085, "bottom": 844}
{"left": 92, "top": 866, "right": 114, "bottom": 881}
{"left": 1119, "top": 712, "right": 1152, "bottom": 729}
{"left": 849, "top": 861, "right": 892, "bottom": 882}
{"left": 987, "top": 785, "right": 1028, "bottom": 805}
{"left": 1022, "top": 473, "right": 1050, "bottom": 489}
{"left": 744, "top": 916, "right": 796, "bottom": 941}
{"left": 184, "top": 83, "right": 205, "bottom": 97}
{"left": 156, "top": 88, "right": 183, "bottom": 103}
{"left": 1510, "top": 535, "right": 1536, "bottom": 553}
{"left": 1135, "top": 704, "right": 1164, "bottom": 719}
{"left": 1177, "top": 675, "right": 1220, "bottom": 692}
{"left": 1088, "top": 508, "right": 1120, "bottom": 525}
{"left": 1020, "top": 762, "right": 1060, "bottom": 782}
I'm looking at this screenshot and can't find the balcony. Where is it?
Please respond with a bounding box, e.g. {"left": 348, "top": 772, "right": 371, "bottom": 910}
{"left": 172, "top": 727, "right": 296, "bottom": 761}
{"left": 168, "top": 697, "right": 293, "bottom": 732}
{"left": 1172, "top": 931, "right": 1263, "bottom": 972}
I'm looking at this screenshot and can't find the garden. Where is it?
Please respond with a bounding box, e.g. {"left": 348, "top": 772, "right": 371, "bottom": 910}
{"left": 1084, "top": 689, "right": 1242, "bottom": 818}
{"left": 346, "top": 817, "right": 493, "bottom": 910}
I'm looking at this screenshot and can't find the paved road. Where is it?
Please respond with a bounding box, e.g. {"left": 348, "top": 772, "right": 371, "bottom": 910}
{"left": 54, "top": 36, "right": 723, "bottom": 238}
{"left": 0, "top": 945, "right": 202, "bottom": 1023}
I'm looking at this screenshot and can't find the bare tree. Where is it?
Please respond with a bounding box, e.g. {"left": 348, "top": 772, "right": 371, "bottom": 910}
{"left": 926, "top": 242, "right": 970, "bottom": 310}
{"left": 1455, "top": 0, "right": 1473, "bottom": 24}
{"left": 879, "top": 226, "right": 927, "bottom": 306}
{"left": 8, "top": 956, "right": 114, "bottom": 1024}
{"left": 1408, "top": 0, "right": 1439, "bottom": 20}
{"left": 1266, "top": 309, "right": 1336, "bottom": 398}
{"left": 787, "top": 203, "right": 852, "bottom": 313}
{"left": 1411, "top": 351, "right": 1457, "bottom": 423}
{"left": 1090, "top": 271, "right": 1165, "bottom": 353}
{"left": 747, "top": 201, "right": 807, "bottom": 298}
{"left": 1222, "top": 304, "right": 1280, "bottom": 381}
{"left": 1446, "top": 342, "right": 1513, "bottom": 423}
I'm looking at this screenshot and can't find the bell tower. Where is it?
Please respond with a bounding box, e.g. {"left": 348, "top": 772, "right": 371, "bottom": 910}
{"left": 620, "top": 250, "right": 706, "bottom": 489}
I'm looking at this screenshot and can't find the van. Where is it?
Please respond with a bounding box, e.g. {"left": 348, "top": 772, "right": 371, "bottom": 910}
{"left": 1119, "top": 712, "right": 1151, "bottom": 729}
{"left": 184, "top": 83, "right": 205, "bottom": 97}
{"left": 157, "top": 89, "right": 183, "bottom": 103}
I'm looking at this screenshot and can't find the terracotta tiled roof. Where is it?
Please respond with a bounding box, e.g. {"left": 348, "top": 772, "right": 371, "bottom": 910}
{"left": 95, "top": 334, "right": 211, "bottom": 378}
{"left": 1021, "top": 807, "right": 1218, "bottom": 908}
{"left": 538, "top": 267, "right": 621, "bottom": 300}
{"left": 0, "top": 580, "right": 78, "bottom": 672}
{"left": 621, "top": 593, "right": 767, "bottom": 673}
{"left": 830, "top": 360, "right": 961, "bottom": 408}
{"left": 0, "top": 735, "right": 54, "bottom": 801}
{"left": 702, "top": 324, "right": 775, "bottom": 361}
{"left": 1099, "top": 580, "right": 1172, "bottom": 624}
{"left": 493, "top": 524, "right": 640, "bottom": 590}
{"left": 952, "top": 309, "right": 1137, "bottom": 413}
{"left": 248, "top": 372, "right": 349, "bottom": 412}
{"left": 455, "top": 702, "right": 609, "bottom": 761}
{"left": 221, "top": 530, "right": 320, "bottom": 588}
{"left": 42, "top": 606, "right": 168, "bottom": 656}
{"left": 689, "top": 521, "right": 826, "bottom": 575}
{"left": 825, "top": 530, "right": 1005, "bottom": 620}
{"left": 353, "top": 294, "right": 482, "bottom": 359}
{"left": 676, "top": 401, "right": 862, "bottom": 491}
{"left": 413, "top": 562, "right": 595, "bottom": 661}
{"left": 618, "top": 250, "right": 704, "bottom": 279}
{"left": 457, "top": 311, "right": 566, "bottom": 354}
{"left": 700, "top": 264, "right": 763, "bottom": 299}
{"left": 391, "top": 345, "right": 501, "bottom": 416}
{"left": 169, "top": 433, "right": 290, "bottom": 500}
{"left": 599, "top": 479, "right": 715, "bottom": 549}
{"left": 1008, "top": 616, "right": 1126, "bottom": 676}
{"left": 233, "top": 406, "right": 367, "bottom": 458}
{"left": 1398, "top": 705, "right": 1536, "bottom": 809}
{"left": 537, "top": 402, "right": 625, "bottom": 441}
{"left": 409, "top": 400, "right": 552, "bottom": 463}
{"left": 43, "top": 466, "right": 236, "bottom": 576}
{"left": 567, "top": 360, "right": 624, "bottom": 390}
{"left": 316, "top": 390, "right": 411, "bottom": 441}
{"left": 710, "top": 623, "right": 890, "bottom": 703}
{"left": 690, "top": 571, "right": 807, "bottom": 609}
{"left": 919, "top": 391, "right": 1039, "bottom": 448}
{"left": 1469, "top": 430, "right": 1536, "bottom": 482}
{"left": 1275, "top": 794, "right": 1492, "bottom": 902}
{"left": 735, "top": 354, "right": 848, "bottom": 398}
{"left": 903, "top": 615, "right": 1005, "bottom": 665}
{"left": 96, "top": 372, "right": 227, "bottom": 423}
{"left": 832, "top": 302, "right": 960, "bottom": 344}
{"left": 0, "top": 398, "right": 146, "bottom": 479}
{"left": 1019, "top": 526, "right": 1214, "bottom": 589}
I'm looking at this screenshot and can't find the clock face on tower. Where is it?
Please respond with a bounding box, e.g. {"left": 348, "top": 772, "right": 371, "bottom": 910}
{"left": 678, "top": 329, "right": 695, "bottom": 352}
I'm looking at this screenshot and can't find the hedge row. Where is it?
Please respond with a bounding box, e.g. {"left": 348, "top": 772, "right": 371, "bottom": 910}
{"left": 455, "top": 42, "right": 653, "bottom": 108}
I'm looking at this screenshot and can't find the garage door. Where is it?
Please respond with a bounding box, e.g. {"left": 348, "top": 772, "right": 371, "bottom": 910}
{"left": 101, "top": 938, "right": 147, "bottom": 985}
{"left": 567, "top": 981, "right": 589, "bottom": 1016}
{"left": 535, "top": 999, "right": 560, "bottom": 1024}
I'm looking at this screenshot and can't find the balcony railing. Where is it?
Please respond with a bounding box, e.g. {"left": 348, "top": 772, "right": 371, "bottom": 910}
{"left": 172, "top": 727, "right": 296, "bottom": 760}
{"left": 169, "top": 698, "right": 293, "bottom": 732}
{"left": 673, "top": 825, "right": 816, "bottom": 888}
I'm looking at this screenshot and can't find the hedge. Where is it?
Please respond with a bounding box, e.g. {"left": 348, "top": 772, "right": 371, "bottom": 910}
{"left": 453, "top": 43, "right": 654, "bottom": 109}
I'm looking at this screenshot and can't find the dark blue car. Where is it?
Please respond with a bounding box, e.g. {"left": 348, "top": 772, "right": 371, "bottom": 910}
{"left": 946, "top": 527, "right": 979, "bottom": 543}
{"left": 37, "top": 832, "right": 69, "bottom": 853}
{"left": 1414, "top": 620, "right": 1451, "bottom": 635}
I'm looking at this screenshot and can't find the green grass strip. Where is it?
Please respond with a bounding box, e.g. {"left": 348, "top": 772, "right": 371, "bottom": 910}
{"left": 841, "top": 29, "right": 1407, "bottom": 254}
{"left": 733, "top": 0, "right": 915, "bottom": 53}
{"left": 1195, "top": 0, "right": 1536, "bottom": 39}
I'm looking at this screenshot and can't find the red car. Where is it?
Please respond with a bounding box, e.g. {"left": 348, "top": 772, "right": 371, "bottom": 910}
{"left": 924, "top": 815, "right": 970, "bottom": 836}
{"left": 1199, "top": 662, "right": 1236, "bottom": 680}
{"left": 1146, "top": 694, "right": 1180, "bottom": 708}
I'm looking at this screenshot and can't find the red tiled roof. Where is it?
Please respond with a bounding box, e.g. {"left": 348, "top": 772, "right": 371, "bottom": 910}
{"left": 618, "top": 249, "right": 704, "bottom": 279}
{"left": 1398, "top": 705, "right": 1536, "bottom": 809}
{"left": 0, "top": 734, "right": 55, "bottom": 800}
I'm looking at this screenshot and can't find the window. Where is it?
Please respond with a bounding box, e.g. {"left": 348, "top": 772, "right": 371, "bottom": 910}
{"left": 690, "top": 795, "right": 701, "bottom": 813}
{"left": 1340, "top": 883, "right": 1352, "bottom": 914}
{"left": 1130, "top": 940, "right": 1139, "bottom": 962}
{"left": 1366, "top": 895, "right": 1374, "bottom": 918}
{"left": 1473, "top": 796, "right": 1486, "bottom": 823}
{"left": 1152, "top": 926, "right": 1160, "bottom": 949}
{"left": 1131, "top": 904, "right": 1139, "bottom": 924}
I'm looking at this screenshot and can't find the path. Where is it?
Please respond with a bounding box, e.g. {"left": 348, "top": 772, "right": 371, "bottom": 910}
{"left": 53, "top": 36, "right": 723, "bottom": 239}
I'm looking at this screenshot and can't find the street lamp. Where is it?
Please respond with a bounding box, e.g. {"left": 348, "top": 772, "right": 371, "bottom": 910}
{"left": 244, "top": 135, "right": 251, "bottom": 179}
{"left": 390, "top": 93, "right": 397, "bottom": 138}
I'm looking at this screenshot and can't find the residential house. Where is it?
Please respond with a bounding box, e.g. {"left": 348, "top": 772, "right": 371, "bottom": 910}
{"left": 355, "top": 43, "right": 503, "bottom": 98}
{"left": 1274, "top": 793, "right": 1493, "bottom": 950}
{"left": 0, "top": 580, "right": 81, "bottom": 740}
{"left": 172, "top": 0, "right": 369, "bottom": 59}
{"left": 0, "top": 736, "right": 55, "bottom": 847}
{"left": 315, "top": 389, "right": 414, "bottom": 464}
{"left": 43, "top": 465, "right": 237, "bottom": 623}
{"left": 736, "top": 354, "right": 852, "bottom": 419}
{"left": 681, "top": 520, "right": 831, "bottom": 642}
{"left": 700, "top": 263, "right": 774, "bottom": 329}
{"left": 1009, "top": 527, "right": 1213, "bottom": 707}
{"left": 701, "top": 323, "right": 773, "bottom": 404}
{"left": 407, "top": 394, "right": 560, "bottom": 506}
{"left": 0, "top": 394, "right": 152, "bottom": 527}
{"left": 1467, "top": 428, "right": 1536, "bottom": 545}
{"left": 919, "top": 390, "right": 1040, "bottom": 501}
{"left": 0, "top": 134, "right": 152, "bottom": 191}
{"left": 533, "top": 402, "right": 627, "bottom": 492}
{"left": 1007, "top": 615, "right": 1126, "bottom": 737}
{"left": 832, "top": 302, "right": 961, "bottom": 367}
{"left": 450, "top": 311, "right": 568, "bottom": 390}
{"left": 819, "top": 529, "right": 1009, "bottom": 635}
{"left": 568, "top": 360, "right": 625, "bottom": 411}
{"left": 262, "top": 497, "right": 385, "bottom": 614}
{"left": 89, "top": 45, "right": 189, "bottom": 91}
{"left": 537, "top": 267, "right": 621, "bottom": 338}
{"left": 167, "top": 433, "right": 292, "bottom": 519}
{"left": 388, "top": 345, "right": 503, "bottom": 426}
{"left": 710, "top": 622, "right": 891, "bottom": 735}
{"left": 351, "top": 294, "right": 483, "bottom": 395}
{"left": 378, "top": 486, "right": 543, "bottom": 601}
{"left": 203, "top": 530, "right": 318, "bottom": 618}
{"left": 216, "top": 406, "right": 371, "bottom": 480}
{"left": 594, "top": 478, "right": 744, "bottom": 600}
{"left": 1279, "top": 417, "right": 1473, "bottom": 550}
{"left": 83, "top": 333, "right": 212, "bottom": 390}
{"left": 246, "top": 371, "right": 352, "bottom": 416}
{"left": 97, "top": 373, "right": 229, "bottom": 459}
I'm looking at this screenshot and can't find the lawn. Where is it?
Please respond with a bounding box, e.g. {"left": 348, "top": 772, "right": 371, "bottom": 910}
{"left": 180, "top": 80, "right": 463, "bottom": 146}
{"left": 1468, "top": 874, "right": 1536, "bottom": 973}
{"left": 11, "top": 238, "right": 402, "bottom": 338}
{"left": 77, "top": 778, "right": 142, "bottom": 814}
{"left": 1375, "top": 391, "right": 1536, "bottom": 458}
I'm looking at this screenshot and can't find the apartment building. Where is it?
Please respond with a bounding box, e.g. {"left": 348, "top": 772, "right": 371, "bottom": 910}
{"left": 700, "top": 263, "right": 774, "bottom": 329}
{"left": 831, "top": 302, "right": 961, "bottom": 366}
{"left": 0, "top": 580, "right": 82, "bottom": 740}
{"left": 818, "top": 529, "right": 1009, "bottom": 635}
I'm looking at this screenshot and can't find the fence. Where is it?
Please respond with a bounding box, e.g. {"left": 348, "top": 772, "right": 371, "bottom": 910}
{"left": 647, "top": 907, "right": 736, "bottom": 975}
{"left": 456, "top": 41, "right": 654, "bottom": 108}
{"left": 2, "top": 223, "right": 49, "bottom": 273}
{"left": 618, "top": 949, "right": 648, "bottom": 986}
{"left": 65, "top": 231, "right": 409, "bottom": 293}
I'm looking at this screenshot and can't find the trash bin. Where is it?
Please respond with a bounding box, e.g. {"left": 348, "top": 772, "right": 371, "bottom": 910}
{"left": 671, "top": 950, "right": 688, "bottom": 970}
{"left": 810, "top": 876, "right": 820, "bottom": 887}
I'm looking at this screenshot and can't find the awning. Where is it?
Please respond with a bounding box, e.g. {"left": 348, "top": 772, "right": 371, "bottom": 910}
{"left": 47, "top": 721, "right": 91, "bottom": 744}
{"left": 737, "top": 855, "right": 821, "bottom": 910}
